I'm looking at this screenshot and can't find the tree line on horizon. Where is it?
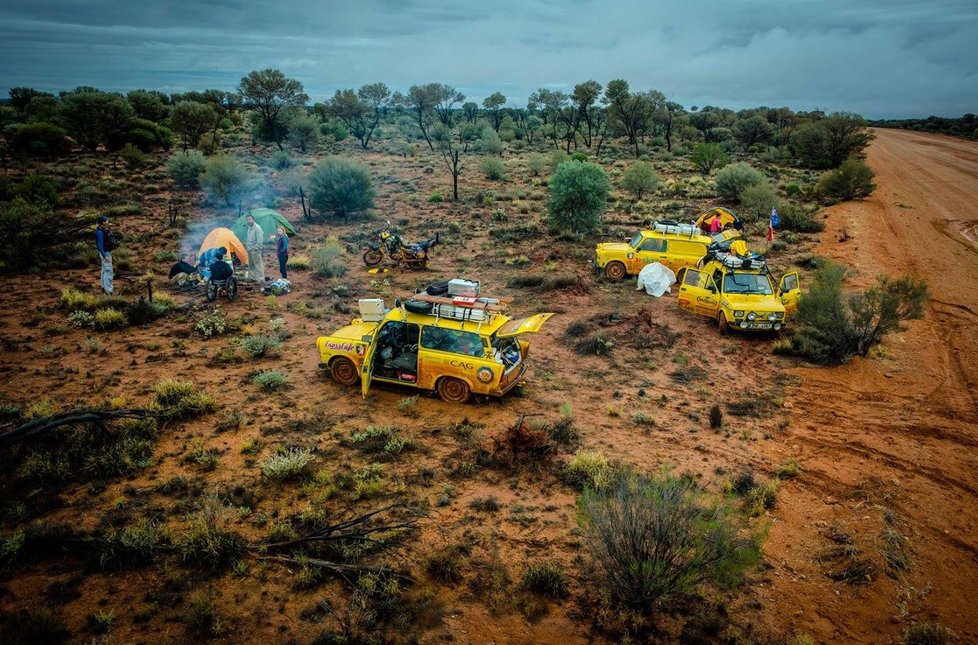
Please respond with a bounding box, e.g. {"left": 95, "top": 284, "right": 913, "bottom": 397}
{"left": 1, "top": 68, "right": 875, "bottom": 170}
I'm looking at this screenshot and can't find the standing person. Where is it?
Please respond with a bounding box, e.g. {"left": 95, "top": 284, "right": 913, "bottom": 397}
{"left": 95, "top": 216, "right": 114, "bottom": 294}
{"left": 275, "top": 225, "right": 289, "bottom": 280}
{"left": 245, "top": 214, "right": 265, "bottom": 284}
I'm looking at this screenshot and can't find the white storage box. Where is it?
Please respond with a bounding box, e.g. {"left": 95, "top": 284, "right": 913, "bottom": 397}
{"left": 358, "top": 298, "right": 385, "bottom": 322}
{"left": 435, "top": 304, "right": 488, "bottom": 322}
{"left": 448, "top": 278, "right": 480, "bottom": 297}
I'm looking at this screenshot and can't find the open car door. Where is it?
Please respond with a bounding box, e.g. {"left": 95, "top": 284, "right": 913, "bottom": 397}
{"left": 677, "top": 268, "right": 719, "bottom": 318}
{"left": 360, "top": 336, "right": 376, "bottom": 398}
{"left": 495, "top": 313, "right": 555, "bottom": 337}
{"left": 779, "top": 272, "right": 801, "bottom": 317}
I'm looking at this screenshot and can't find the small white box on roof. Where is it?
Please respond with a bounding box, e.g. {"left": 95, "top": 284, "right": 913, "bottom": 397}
{"left": 358, "top": 298, "right": 385, "bottom": 322}
{"left": 448, "top": 278, "right": 480, "bottom": 297}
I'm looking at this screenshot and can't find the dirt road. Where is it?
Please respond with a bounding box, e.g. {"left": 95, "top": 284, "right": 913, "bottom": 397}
{"left": 757, "top": 129, "right": 978, "bottom": 642}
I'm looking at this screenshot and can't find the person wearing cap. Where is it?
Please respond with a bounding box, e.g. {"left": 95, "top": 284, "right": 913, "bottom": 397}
{"left": 245, "top": 214, "right": 265, "bottom": 284}
{"left": 95, "top": 216, "right": 114, "bottom": 294}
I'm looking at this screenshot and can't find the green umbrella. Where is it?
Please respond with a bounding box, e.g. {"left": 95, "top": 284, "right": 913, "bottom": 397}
{"left": 231, "top": 208, "right": 297, "bottom": 245}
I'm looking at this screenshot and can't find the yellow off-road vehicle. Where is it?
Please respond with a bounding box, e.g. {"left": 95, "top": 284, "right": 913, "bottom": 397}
{"left": 676, "top": 255, "right": 801, "bottom": 333}
{"left": 594, "top": 220, "right": 741, "bottom": 279}
{"left": 316, "top": 292, "right": 554, "bottom": 403}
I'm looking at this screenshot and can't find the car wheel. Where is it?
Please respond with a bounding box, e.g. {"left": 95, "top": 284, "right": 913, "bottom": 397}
{"left": 718, "top": 312, "right": 729, "bottom": 334}
{"left": 330, "top": 357, "right": 360, "bottom": 386}
{"left": 437, "top": 377, "right": 470, "bottom": 403}
{"left": 605, "top": 261, "right": 627, "bottom": 280}
{"left": 206, "top": 281, "right": 217, "bottom": 301}
{"left": 363, "top": 250, "right": 383, "bottom": 266}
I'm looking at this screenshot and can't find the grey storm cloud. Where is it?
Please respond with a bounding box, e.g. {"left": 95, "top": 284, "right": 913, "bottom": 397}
{"left": 1, "top": 0, "right": 976, "bottom": 117}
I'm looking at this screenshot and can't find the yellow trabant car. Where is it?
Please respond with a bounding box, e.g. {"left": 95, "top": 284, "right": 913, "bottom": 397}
{"left": 595, "top": 221, "right": 741, "bottom": 280}
{"left": 676, "top": 257, "right": 801, "bottom": 333}
{"left": 317, "top": 299, "right": 554, "bottom": 403}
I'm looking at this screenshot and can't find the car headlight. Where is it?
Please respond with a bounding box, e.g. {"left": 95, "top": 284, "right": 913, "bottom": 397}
{"left": 768, "top": 313, "right": 777, "bottom": 321}
{"left": 733, "top": 310, "right": 745, "bottom": 317}
{"left": 747, "top": 312, "right": 756, "bottom": 321}
{"left": 775, "top": 312, "right": 785, "bottom": 319}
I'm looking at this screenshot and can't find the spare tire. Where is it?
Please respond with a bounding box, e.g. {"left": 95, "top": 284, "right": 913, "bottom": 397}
{"left": 425, "top": 280, "right": 450, "bottom": 296}
{"left": 405, "top": 299, "right": 433, "bottom": 314}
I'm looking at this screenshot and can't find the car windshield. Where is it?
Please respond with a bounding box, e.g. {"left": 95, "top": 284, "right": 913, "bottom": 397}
{"left": 629, "top": 233, "right": 643, "bottom": 249}
{"left": 723, "top": 272, "right": 773, "bottom": 295}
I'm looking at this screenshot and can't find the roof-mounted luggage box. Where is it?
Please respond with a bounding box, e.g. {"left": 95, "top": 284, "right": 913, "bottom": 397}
{"left": 652, "top": 220, "right": 699, "bottom": 236}
{"left": 435, "top": 303, "right": 489, "bottom": 322}
{"left": 448, "top": 279, "right": 480, "bottom": 297}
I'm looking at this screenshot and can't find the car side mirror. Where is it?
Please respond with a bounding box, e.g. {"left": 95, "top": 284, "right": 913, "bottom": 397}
{"left": 708, "top": 285, "right": 717, "bottom": 294}
{"left": 361, "top": 335, "right": 372, "bottom": 343}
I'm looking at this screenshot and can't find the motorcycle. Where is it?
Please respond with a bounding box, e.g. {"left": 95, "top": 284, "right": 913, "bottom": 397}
{"left": 362, "top": 226, "right": 439, "bottom": 270}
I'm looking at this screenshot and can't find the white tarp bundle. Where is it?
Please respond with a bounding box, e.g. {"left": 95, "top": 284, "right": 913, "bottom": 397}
{"left": 636, "top": 262, "right": 676, "bottom": 297}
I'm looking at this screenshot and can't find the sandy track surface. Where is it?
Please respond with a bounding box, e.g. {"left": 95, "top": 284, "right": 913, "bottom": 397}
{"left": 756, "top": 129, "right": 978, "bottom": 643}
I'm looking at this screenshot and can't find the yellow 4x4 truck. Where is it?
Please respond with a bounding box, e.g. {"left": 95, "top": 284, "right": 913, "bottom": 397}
{"left": 317, "top": 295, "right": 553, "bottom": 403}
{"left": 594, "top": 221, "right": 741, "bottom": 279}
{"left": 676, "top": 256, "right": 801, "bottom": 333}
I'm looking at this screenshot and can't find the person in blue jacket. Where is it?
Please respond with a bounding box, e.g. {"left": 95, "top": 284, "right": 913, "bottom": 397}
{"left": 95, "top": 216, "right": 114, "bottom": 294}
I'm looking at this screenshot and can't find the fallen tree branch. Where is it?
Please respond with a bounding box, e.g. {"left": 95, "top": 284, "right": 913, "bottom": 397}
{"left": 255, "top": 554, "right": 415, "bottom": 585}
{"left": 0, "top": 409, "right": 165, "bottom": 449}
{"left": 262, "top": 503, "right": 419, "bottom": 551}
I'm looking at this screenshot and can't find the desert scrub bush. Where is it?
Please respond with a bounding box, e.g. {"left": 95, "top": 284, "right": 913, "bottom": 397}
{"left": 310, "top": 238, "right": 347, "bottom": 278}
{"left": 93, "top": 307, "right": 127, "bottom": 330}
{"left": 426, "top": 544, "right": 468, "bottom": 584}
{"left": 350, "top": 426, "right": 412, "bottom": 459}
{"left": 0, "top": 606, "right": 70, "bottom": 644}
{"left": 60, "top": 286, "right": 99, "bottom": 310}
{"left": 738, "top": 181, "right": 779, "bottom": 221}
{"left": 120, "top": 143, "right": 146, "bottom": 169}
{"left": 166, "top": 150, "right": 207, "bottom": 189}
{"left": 778, "top": 203, "right": 824, "bottom": 233}
{"left": 286, "top": 252, "right": 311, "bottom": 269}
{"left": 480, "top": 156, "right": 506, "bottom": 180}
{"left": 546, "top": 161, "right": 612, "bottom": 234}
{"left": 68, "top": 310, "right": 95, "bottom": 328}
{"left": 778, "top": 262, "right": 927, "bottom": 365}
{"left": 817, "top": 157, "right": 876, "bottom": 201}
{"left": 260, "top": 446, "right": 314, "bottom": 481}
{"left": 253, "top": 370, "right": 287, "bottom": 391}
{"left": 574, "top": 333, "right": 614, "bottom": 356}
{"left": 240, "top": 333, "right": 281, "bottom": 358}
{"left": 178, "top": 496, "right": 246, "bottom": 569}
{"left": 98, "top": 519, "right": 169, "bottom": 568}
{"left": 153, "top": 379, "right": 216, "bottom": 418}
{"left": 709, "top": 404, "right": 723, "bottom": 429}
{"left": 194, "top": 306, "right": 228, "bottom": 338}
{"left": 563, "top": 450, "right": 610, "bottom": 491}
{"left": 427, "top": 192, "right": 444, "bottom": 203}
{"left": 521, "top": 560, "right": 569, "bottom": 599}
{"left": 902, "top": 622, "right": 954, "bottom": 645}
{"left": 202, "top": 154, "right": 252, "bottom": 207}
{"left": 307, "top": 157, "right": 375, "bottom": 220}
{"left": 690, "top": 142, "right": 729, "bottom": 174}
{"left": 270, "top": 150, "right": 294, "bottom": 169}
{"left": 185, "top": 589, "right": 227, "bottom": 639}
{"left": 774, "top": 458, "right": 802, "bottom": 479}
{"left": 528, "top": 154, "right": 547, "bottom": 176}
{"left": 620, "top": 161, "right": 662, "bottom": 200}
{"left": 715, "top": 162, "right": 765, "bottom": 201}
{"left": 580, "top": 473, "right": 761, "bottom": 611}
{"left": 543, "top": 416, "right": 579, "bottom": 446}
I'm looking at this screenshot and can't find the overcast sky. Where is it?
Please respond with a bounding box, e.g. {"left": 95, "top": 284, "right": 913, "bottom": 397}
{"left": 1, "top": 0, "right": 976, "bottom": 118}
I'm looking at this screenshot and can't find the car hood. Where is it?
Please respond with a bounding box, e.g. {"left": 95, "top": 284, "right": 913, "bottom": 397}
{"left": 722, "top": 293, "right": 784, "bottom": 312}
{"left": 596, "top": 242, "right": 632, "bottom": 253}
{"left": 324, "top": 320, "right": 380, "bottom": 342}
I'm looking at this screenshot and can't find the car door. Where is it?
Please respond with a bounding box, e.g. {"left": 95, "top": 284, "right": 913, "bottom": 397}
{"left": 677, "top": 269, "right": 719, "bottom": 318}
{"left": 636, "top": 236, "right": 668, "bottom": 269}
{"left": 360, "top": 335, "right": 377, "bottom": 398}
{"left": 779, "top": 272, "right": 801, "bottom": 317}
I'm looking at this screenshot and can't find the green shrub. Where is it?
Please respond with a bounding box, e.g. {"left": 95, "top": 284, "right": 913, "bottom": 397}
{"left": 691, "top": 142, "right": 729, "bottom": 174}
{"left": 779, "top": 262, "right": 927, "bottom": 365}
{"left": 790, "top": 113, "right": 873, "bottom": 169}
{"left": 574, "top": 333, "right": 614, "bottom": 356}
{"left": 153, "top": 379, "right": 216, "bottom": 418}
{"left": 478, "top": 128, "right": 502, "bottom": 155}
{"left": 310, "top": 238, "right": 347, "bottom": 278}
{"left": 620, "top": 161, "right": 662, "bottom": 200}
{"left": 270, "top": 150, "right": 294, "bottom": 169}
{"left": 260, "top": 447, "right": 314, "bottom": 481}
{"left": 9, "top": 122, "right": 70, "bottom": 156}
{"left": 427, "top": 193, "right": 444, "bottom": 203}
{"left": 93, "top": 307, "right": 127, "bottom": 330}
{"left": 350, "top": 425, "right": 412, "bottom": 459}
{"left": 240, "top": 334, "right": 281, "bottom": 358}
{"left": 120, "top": 143, "right": 147, "bottom": 170}
{"left": 286, "top": 253, "right": 311, "bottom": 269}
{"left": 902, "top": 622, "right": 954, "bottom": 645}
{"left": 817, "top": 157, "right": 876, "bottom": 201}
{"left": 195, "top": 307, "right": 228, "bottom": 338}
{"left": 480, "top": 157, "right": 506, "bottom": 180}
{"left": 738, "top": 181, "right": 779, "bottom": 221}
{"left": 715, "top": 162, "right": 765, "bottom": 201}
{"left": 166, "top": 150, "right": 207, "bottom": 189}
{"left": 253, "top": 370, "right": 287, "bottom": 391}
{"left": 580, "top": 473, "right": 761, "bottom": 610}
{"left": 563, "top": 450, "right": 610, "bottom": 491}
{"left": 521, "top": 560, "right": 569, "bottom": 599}
{"left": 13, "top": 174, "right": 59, "bottom": 206}
{"left": 778, "top": 204, "right": 825, "bottom": 233}
{"left": 202, "top": 155, "right": 251, "bottom": 207}
{"left": 98, "top": 520, "right": 168, "bottom": 568}
{"left": 774, "top": 458, "right": 803, "bottom": 479}
{"left": 546, "top": 161, "right": 611, "bottom": 233}
{"left": 528, "top": 154, "right": 547, "bottom": 176}
{"left": 307, "top": 157, "right": 375, "bottom": 220}
{"left": 60, "top": 287, "right": 99, "bottom": 310}
{"left": 178, "top": 496, "right": 246, "bottom": 569}
{"left": 68, "top": 310, "right": 95, "bottom": 328}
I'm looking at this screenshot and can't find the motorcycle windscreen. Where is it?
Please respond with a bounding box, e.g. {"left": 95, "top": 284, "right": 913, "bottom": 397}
{"left": 495, "top": 313, "right": 555, "bottom": 338}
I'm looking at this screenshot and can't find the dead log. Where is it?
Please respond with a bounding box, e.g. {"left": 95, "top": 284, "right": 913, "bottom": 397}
{"left": 0, "top": 409, "right": 164, "bottom": 450}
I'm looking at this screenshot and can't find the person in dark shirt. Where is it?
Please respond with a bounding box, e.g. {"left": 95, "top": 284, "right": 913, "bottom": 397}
{"left": 274, "top": 225, "right": 289, "bottom": 279}
{"left": 95, "top": 216, "right": 114, "bottom": 294}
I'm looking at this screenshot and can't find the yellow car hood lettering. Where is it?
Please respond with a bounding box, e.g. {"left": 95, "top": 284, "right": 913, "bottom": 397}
{"left": 496, "top": 313, "right": 555, "bottom": 337}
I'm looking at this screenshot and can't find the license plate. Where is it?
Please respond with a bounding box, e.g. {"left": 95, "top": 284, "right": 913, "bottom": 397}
{"left": 753, "top": 322, "right": 772, "bottom": 329}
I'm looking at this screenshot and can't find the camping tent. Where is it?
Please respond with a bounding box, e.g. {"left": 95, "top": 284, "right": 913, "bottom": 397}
{"left": 694, "top": 207, "right": 740, "bottom": 231}
{"left": 231, "top": 208, "right": 297, "bottom": 246}
{"left": 198, "top": 227, "right": 249, "bottom": 265}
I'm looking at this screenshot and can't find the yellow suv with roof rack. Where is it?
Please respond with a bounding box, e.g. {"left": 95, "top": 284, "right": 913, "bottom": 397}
{"left": 594, "top": 220, "right": 741, "bottom": 279}
{"left": 316, "top": 288, "right": 554, "bottom": 403}
{"left": 676, "top": 255, "right": 800, "bottom": 333}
